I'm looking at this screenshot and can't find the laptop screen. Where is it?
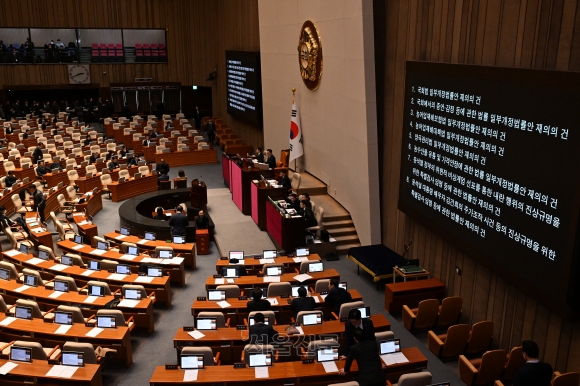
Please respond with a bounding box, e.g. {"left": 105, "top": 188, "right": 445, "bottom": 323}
{"left": 116, "top": 265, "right": 131, "bottom": 275}
{"left": 120, "top": 227, "right": 130, "bottom": 236}
{"left": 262, "top": 250, "right": 277, "bottom": 259}
{"left": 265, "top": 266, "right": 282, "bottom": 276}
{"left": 302, "top": 313, "right": 322, "bottom": 326}
{"left": 180, "top": 354, "right": 205, "bottom": 369}
{"left": 317, "top": 348, "right": 339, "bottom": 362}
{"left": 358, "top": 306, "right": 371, "bottom": 318}
{"left": 88, "top": 285, "right": 104, "bottom": 297}
{"left": 61, "top": 255, "right": 73, "bottom": 266}
{"left": 97, "top": 315, "right": 117, "bottom": 328}
{"left": 291, "top": 286, "right": 305, "bottom": 297}
{"left": 88, "top": 260, "right": 101, "bottom": 271}
{"left": 15, "top": 306, "right": 33, "bottom": 320}
{"left": 62, "top": 351, "right": 84, "bottom": 367}
{"left": 229, "top": 251, "right": 244, "bottom": 261}
{"left": 144, "top": 232, "right": 155, "bottom": 240}
{"left": 54, "top": 280, "right": 69, "bottom": 292}
{"left": 248, "top": 353, "right": 273, "bottom": 367}
{"left": 380, "top": 339, "right": 401, "bottom": 355}
{"left": 10, "top": 347, "right": 32, "bottom": 362}
{"left": 196, "top": 318, "right": 217, "bottom": 330}
{"left": 148, "top": 267, "right": 163, "bottom": 277}
{"left": 74, "top": 234, "right": 83, "bottom": 244}
{"left": 338, "top": 282, "right": 347, "bottom": 290}
{"left": 54, "top": 311, "right": 73, "bottom": 325}
{"left": 38, "top": 249, "right": 50, "bottom": 260}
{"left": 173, "top": 236, "right": 185, "bottom": 244}
{"left": 0, "top": 268, "right": 9, "bottom": 281}
{"left": 207, "top": 290, "right": 226, "bottom": 301}
{"left": 295, "top": 248, "right": 309, "bottom": 257}
{"left": 125, "top": 289, "right": 141, "bottom": 300}
{"left": 97, "top": 241, "right": 108, "bottom": 250}
{"left": 158, "top": 250, "right": 173, "bottom": 259}
{"left": 222, "top": 268, "right": 238, "bottom": 278}
{"left": 23, "top": 274, "right": 38, "bottom": 287}
{"left": 308, "top": 262, "right": 324, "bottom": 273}
{"left": 127, "top": 246, "right": 138, "bottom": 256}
{"left": 19, "top": 244, "right": 29, "bottom": 254}
{"left": 248, "top": 317, "right": 269, "bottom": 326}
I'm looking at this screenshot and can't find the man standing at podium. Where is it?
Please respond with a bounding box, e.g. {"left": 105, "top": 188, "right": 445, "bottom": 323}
{"left": 195, "top": 210, "right": 208, "bottom": 229}
{"left": 169, "top": 206, "right": 189, "bottom": 237}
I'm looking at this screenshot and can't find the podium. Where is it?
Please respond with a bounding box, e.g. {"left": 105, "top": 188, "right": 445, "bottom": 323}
{"left": 196, "top": 229, "right": 209, "bottom": 255}
{"left": 251, "top": 180, "right": 287, "bottom": 230}
{"left": 266, "top": 197, "right": 306, "bottom": 253}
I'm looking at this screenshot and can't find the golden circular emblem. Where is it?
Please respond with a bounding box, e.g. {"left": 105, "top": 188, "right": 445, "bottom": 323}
{"left": 297, "top": 20, "right": 323, "bottom": 90}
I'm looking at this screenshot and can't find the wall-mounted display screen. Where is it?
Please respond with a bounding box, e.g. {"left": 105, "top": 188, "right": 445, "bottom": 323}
{"left": 226, "top": 50, "right": 263, "bottom": 126}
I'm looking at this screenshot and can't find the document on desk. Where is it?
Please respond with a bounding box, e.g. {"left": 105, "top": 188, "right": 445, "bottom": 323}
{"left": 86, "top": 327, "right": 104, "bottom": 337}
{"left": 265, "top": 298, "right": 279, "bottom": 306}
{"left": 137, "top": 239, "right": 149, "bottom": 245}
{"left": 381, "top": 352, "right": 409, "bottom": 366}
{"left": 295, "top": 326, "right": 305, "bottom": 335}
{"left": 293, "top": 257, "right": 308, "bottom": 263}
{"left": 319, "top": 294, "right": 327, "bottom": 301}
{"left": 90, "top": 249, "right": 107, "bottom": 255}
{"left": 115, "top": 235, "right": 127, "bottom": 240}
{"left": 46, "top": 364, "right": 79, "bottom": 378}
{"left": 120, "top": 254, "right": 137, "bottom": 260}
{"left": 72, "top": 244, "right": 84, "bottom": 250}
{"left": 51, "top": 264, "right": 68, "bottom": 271}
{"left": 0, "top": 361, "right": 18, "bottom": 375}
{"left": 54, "top": 324, "right": 72, "bottom": 335}
{"left": 77, "top": 221, "right": 88, "bottom": 226}
{"left": 73, "top": 212, "right": 84, "bottom": 216}
{"left": 4, "top": 249, "right": 21, "bottom": 257}
{"left": 255, "top": 367, "right": 269, "bottom": 379}
{"left": 259, "top": 258, "right": 275, "bottom": 264}
{"left": 183, "top": 370, "right": 198, "bottom": 382}
{"left": 0, "top": 317, "right": 16, "bottom": 326}
{"left": 226, "top": 278, "right": 235, "bottom": 284}
{"left": 312, "top": 295, "right": 321, "bottom": 303}
{"left": 14, "top": 285, "right": 31, "bottom": 293}
{"left": 81, "top": 270, "right": 94, "bottom": 277}
{"left": 322, "top": 361, "right": 339, "bottom": 373}
{"left": 217, "top": 300, "right": 231, "bottom": 308}
{"left": 293, "top": 274, "right": 313, "bottom": 282}
{"left": 134, "top": 276, "right": 154, "bottom": 283}
{"left": 214, "top": 278, "right": 225, "bottom": 285}
{"left": 187, "top": 330, "right": 205, "bottom": 339}
{"left": 263, "top": 276, "right": 280, "bottom": 283}
{"left": 84, "top": 295, "right": 98, "bottom": 304}
{"left": 26, "top": 257, "right": 45, "bottom": 265}
{"left": 118, "top": 299, "right": 140, "bottom": 308}
{"left": 32, "top": 228, "right": 45, "bottom": 233}
{"left": 142, "top": 257, "right": 162, "bottom": 264}
{"left": 48, "top": 291, "right": 64, "bottom": 299}
{"left": 108, "top": 273, "right": 127, "bottom": 281}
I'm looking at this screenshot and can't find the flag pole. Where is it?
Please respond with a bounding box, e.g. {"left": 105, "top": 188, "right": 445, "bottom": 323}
{"left": 292, "top": 88, "right": 296, "bottom": 172}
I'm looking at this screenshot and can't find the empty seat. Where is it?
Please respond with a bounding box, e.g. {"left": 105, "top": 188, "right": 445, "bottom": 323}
{"left": 216, "top": 285, "right": 240, "bottom": 298}
{"left": 396, "top": 372, "right": 433, "bottom": 386}
{"left": 197, "top": 311, "right": 229, "bottom": 328}
{"left": 428, "top": 324, "right": 470, "bottom": 360}
{"left": 459, "top": 349, "right": 508, "bottom": 386}
{"left": 403, "top": 299, "right": 440, "bottom": 332}
{"left": 465, "top": 321, "right": 494, "bottom": 356}
{"left": 181, "top": 346, "right": 220, "bottom": 366}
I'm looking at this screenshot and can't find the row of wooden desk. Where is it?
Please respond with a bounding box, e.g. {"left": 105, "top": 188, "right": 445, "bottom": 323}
{"left": 214, "top": 253, "right": 322, "bottom": 274}
{"left": 0, "top": 358, "right": 102, "bottom": 386}
{"left": 204, "top": 269, "right": 340, "bottom": 290}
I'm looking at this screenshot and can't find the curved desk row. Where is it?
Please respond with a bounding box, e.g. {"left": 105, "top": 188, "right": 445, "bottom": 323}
{"left": 0, "top": 358, "right": 102, "bottom": 386}
{"left": 204, "top": 269, "right": 341, "bottom": 290}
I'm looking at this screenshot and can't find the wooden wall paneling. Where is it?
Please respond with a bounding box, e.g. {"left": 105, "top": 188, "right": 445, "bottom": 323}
{"left": 545, "top": 0, "right": 566, "bottom": 70}
{"left": 532, "top": 304, "right": 551, "bottom": 358}
{"left": 472, "top": 264, "right": 491, "bottom": 323}
{"left": 451, "top": 0, "right": 464, "bottom": 63}
{"left": 496, "top": 0, "right": 520, "bottom": 67}
{"left": 501, "top": 286, "right": 517, "bottom": 348}
{"left": 555, "top": 0, "right": 577, "bottom": 70}
{"left": 534, "top": 0, "right": 553, "bottom": 69}
{"left": 431, "top": 1, "right": 443, "bottom": 62}
{"left": 560, "top": 321, "right": 578, "bottom": 373}
{"left": 544, "top": 313, "right": 564, "bottom": 367}
{"left": 481, "top": 0, "right": 501, "bottom": 66}
{"left": 567, "top": 2, "right": 580, "bottom": 70}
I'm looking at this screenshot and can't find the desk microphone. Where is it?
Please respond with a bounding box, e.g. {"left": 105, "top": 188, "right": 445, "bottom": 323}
{"left": 402, "top": 240, "right": 413, "bottom": 259}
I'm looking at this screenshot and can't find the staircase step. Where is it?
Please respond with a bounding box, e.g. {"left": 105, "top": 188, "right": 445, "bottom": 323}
{"left": 323, "top": 219, "right": 354, "bottom": 229}
{"left": 326, "top": 227, "right": 357, "bottom": 237}
{"left": 336, "top": 242, "right": 362, "bottom": 253}
{"left": 332, "top": 235, "right": 361, "bottom": 246}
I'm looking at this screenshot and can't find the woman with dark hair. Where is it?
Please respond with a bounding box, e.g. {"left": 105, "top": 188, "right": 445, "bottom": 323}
{"left": 153, "top": 207, "right": 167, "bottom": 221}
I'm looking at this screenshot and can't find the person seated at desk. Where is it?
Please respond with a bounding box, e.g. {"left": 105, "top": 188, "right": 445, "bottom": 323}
{"left": 82, "top": 135, "right": 91, "bottom": 147}
{"left": 164, "top": 121, "right": 172, "bottom": 131}
{"left": 277, "top": 170, "right": 292, "bottom": 190}
{"left": 339, "top": 328, "right": 386, "bottom": 386}
{"left": 265, "top": 148, "right": 276, "bottom": 169}
{"left": 168, "top": 205, "right": 189, "bottom": 236}
{"left": 247, "top": 288, "right": 271, "bottom": 312}
{"left": 150, "top": 130, "right": 158, "bottom": 139}
{"left": 153, "top": 207, "right": 168, "bottom": 221}
{"left": 89, "top": 152, "right": 98, "bottom": 164}
{"left": 4, "top": 170, "right": 18, "bottom": 187}
{"left": 514, "top": 340, "right": 553, "bottom": 386}
{"left": 249, "top": 312, "right": 278, "bottom": 345}
{"left": 343, "top": 308, "right": 376, "bottom": 357}
{"left": 126, "top": 154, "right": 138, "bottom": 167}
{"left": 107, "top": 155, "right": 119, "bottom": 170}
{"left": 290, "top": 286, "right": 315, "bottom": 318}
{"left": 51, "top": 126, "right": 58, "bottom": 136}
{"left": 156, "top": 159, "right": 170, "bottom": 175}
{"left": 248, "top": 147, "right": 264, "bottom": 163}
{"left": 286, "top": 193, "right": 300, "bottom": 211}
{"left": 0, "top": 205, "right": 27, "bottom": 230}
{"left": 23, "top": 128, "right": 31, "bottom": 140}
{"left": 299, "top": 192, "right": 311, "bottom": 203}
{"left": 36, "top": 160, "right": 49, "bottom": 178}
{"left": 158, "top": 171, "right": 169, "bottom": 186}
{"left": 5, "top": 125, "right": 14, "bottom": 135}
{"left": 325, "top": 279, "right": 352, "bottom": 315}
{"left": 50, "top": 159, "right": 63, "bottom": 171}
{"left": 142, "top": 135, "right": 152, "bottom": 147}
{"left": 105, "top": 150, "right": 115, "bottom": 161}
{"left": 195, "top": 210, "right": 208, "bottom": 229}
{"left": 119, "top": 145, "right": 127, "bottom": 158}
{"left": 298, "top": 200, "right": 317, "bottom": 228}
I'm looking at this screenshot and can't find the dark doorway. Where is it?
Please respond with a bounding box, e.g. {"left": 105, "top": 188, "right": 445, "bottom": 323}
{"left": 181, "top": 85, "right": 212, "bottom": 118}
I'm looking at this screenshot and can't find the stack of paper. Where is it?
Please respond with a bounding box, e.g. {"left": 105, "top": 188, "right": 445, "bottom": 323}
{"left": 381, "top": 352, "right": 409, "bottom": 366}
{"left": 255, "top": 367, "right": 269, "bottom": 378}
{"left": 51, "top": 264, "right": 68, "bottom": 271}
{"left": 216, "top": 301, "right": 231, "bottom": 308}
{"left": 90, "top": 249, "right": 106, "bottom": 255}
{"left": 118, "top": 299, "right": 140, "bottom": 308}
{"left": 0, "top": 361, "right": 17, "bottom": 375}
{"left": 214, "top": 278, "right": 225, "bottom": 285}
{"left": 48, "top": 291, "right": 64, "bottom": 299}
{"left": 137, "top": 239, "right": 149, "bottom": 245}
{"left": 0, "top": 317, "right": 16, "bottom": 326}
{"left": 322, "top": 361, "right": 339, "bottom": 373}
{"left": 107, "top": 273, "right": 127, "bottom": 281}
{"left": 187, "top": 330, "right": 205, "bottom": 339}
{"left": 46, "top": 364, "right": 79, "bottom": 378}
{"left": 84, "top": 296, "right": 98, "bottom": 304}
{"left": 293, "top": 257, "right": 308, "bottom": 263}
{"left": 183, "top": 370, "right": 198, "bottom": 381}
{"left": 4, "top": 250, "right": 21, "bottom": 257}
{"left": 81, "top": 270, "right": 94, "bottom": 277}
{"left": 259, "top": 258, "right": 275, "bottom": 264}
{"left": 54, "top": 325, "right": 72, "bottom": 335}
{"left": 120, "top": 254, "right": 137, "bottom": 260}
{"left": 134, "top": 276, "right": 154, "bottom": 283}
{"left": 293, "top": 274, "right": 313, "bottom": 282}
{"left": 26, "top": 257, "right": 45, "bottom": 265}
{"left": 115, "top": 235, "right": 127, "bottom": 240}
{"left": 265, "top": 298, "right": 279, "bottom": 305}
{"left": 14, "top": 285, "right": 31, "bottom": 293}
{"left": 263, "top": 276, "right": 280, "bottom": 283}
{"left": 85, "top": 327, "right": 103, "bottom": 337}
{"left": 77, "top": 221, "right": 88, "bottom": 226}
{"left": 73, "top": 212, "right": 84, "bottom": 217}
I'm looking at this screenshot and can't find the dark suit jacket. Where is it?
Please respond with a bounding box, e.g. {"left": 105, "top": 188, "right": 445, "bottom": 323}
{"left": 195, "top": 215, "right": 208, "bottom": 229}
{"left": 256, "top": 152, "right": 265, "bottom": 163}
{"left": 5, "top": 175, "right": 18, "bottom": 187}
{"left": 156, "top": 162, "right": 170, "bottom": 175}
{"left": 266, "top": 155, "right": 277, "bottom": 169}
{"left": 142, "top": 139, "right": 151, "bottom": 147}
{"left": 168, "top": 213, "right": 189, "bottom": 236}
{"left": 247, "top": 299, "right": 271, "bottom": 312}
{"left": 325, "top": 287, "right": 353, "bottom": 314}
{"left": 344, "top": 318, "right": 375, "bottom": 356}
{"left": 249, "top": 323, "right": 277, "bottom": 345}
{"left": 344, "top": 340, "right": 386, "bottom": 386}
{"left": 300, "top": 207, "right": 317, "bottom": 227}
{"left": 290, "top": 296, "right": 316, "bottom": 318}
{"left": 286, "top": 200, "right": 300, "bottom": 211}
{"left": 83, "top": 139, "right": 91, "bottom": 146}
{"left": 107, "top": 161, "right": 119, "bottom": 170}
{"left": 514, "top": 362, "right": 553, "bottom": 386}
{"left": 150, "top": 131, "right": 158, "bottom": 139}
{"left": 32, "top": 147, "right": 43, "bottom": 163}
{"left": 277, "top": 175, "right": 292, "bottom": 190}
{"left": 89, "top": 155, "right": 97, "bottom": 164}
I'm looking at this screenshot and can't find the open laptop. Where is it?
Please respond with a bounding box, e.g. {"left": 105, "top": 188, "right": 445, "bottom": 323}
{"left": 54, "top": 280, "right": 69, "bottom": 293}
{"left": 97, "top": 315, "right": 117, "bottom": 328}
{"left": 74, "top": 234, "right": 83, "bottom": 244}
{"left": 127, "top": 246, "right": 139, "bottom": 256}
{"left": 196, "top": 317, "right": 217, "bottom": 330}
{"left": 248, "top": 352, "right": 273, "bottom": 367}
{"left": 61, "top": 351, "right": 85, "bottom": 367}
{"left": 61, "top": 255, "right": 74, "bottom": 266}
{"left": 88, "top": 284, "right": 105, "bottom": 297}
{"left": 38, "top": 249, "right": 50, "bottom": 260}
{"left": 316, "top": 347, "right": 339, "bottom": 363}
{"left": 380, "top": 339, "right": 401, "bottom": 355}
{"left": 14, "top": 306, "right": 33, "bottom": 320}
{"left": 54, "top": 311, "right": 73, "bottom": 325}
{"left": 158, "top": 250, "right": 173, "bottom": 259}
{"left": 248, "top": 316, "right": 270, "bottom": 326}
{"left": 116, "top": 264, "right": 131, "bottom": 275}
{"left": 96, "top": 241, "right": 109, "bottom": 250}
{"left": 229, "top": 251, "right": 244, "bottom": 262}
{"left": 265, "top": 266, "right": 282, "bottom": 276}
{"left": 10, "top": 346, "right": 32, "bottom": 362}
{"left": 173, "top": 235, "right": 185, "bottom": 244}
{"left": 125, "top": 288, "right": 142, "bottom": 300}
{"left": 358, "top": 306, "right": 371, "bottom": 318}
{"left": 222, "top": 267, "right": 239, "bottom": 278}
{"left": 19, "top": 243, "right": 29, "bottom": 254}
{"left": 0, "top": 268, "right": 9, "bottom": 281}
{"left": 295, "top": 247, "right": 309, "bottom": 257}
{"left": 147, "top": 267, "right": 163, "bottom": 277}
{"left": 207, "top": 289, "right": 226, "bottom": 301}
{"left": 291, "top": 285, "right": 306, "bottom": 297}
{"left": 120, "top": 227, "right": 130, "bottom": 236}
{"left": 23, "top": 274, "right": 38, "bottom": 287}
{"left": 263, "top": 250, "right": 277, "bottom": 259}
{"left": 144, "top": 231, "right": 156, "bottom": 240}
{"left": 308, "top": 262, "right": 324, "bottom": 273}
{"left": 180, "top": 354, "right": 205, "bottom": 369}
{"left": 302, "top": 312, "right": 322, "bottom": 326}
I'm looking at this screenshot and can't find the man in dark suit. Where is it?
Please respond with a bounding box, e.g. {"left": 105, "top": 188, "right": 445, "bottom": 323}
{"left": 150, "top": 130, "right": 158, "bottom": 139}
{"left": 254, "top": 147, "right": 265, "bottom": 163}
{"left": 4, "top": 171, "right": 18, "bottom": 187}
{"left": 82, "top": 135, "right": 91, "bottom": 147}
{"left": 290, "top": 286, "right": 315, "bottom": 319}
{"left": 194, "top": 106, "right": 201, "bottom": 129}
{"left": 343, "top": 308, "right": 376, "bottom": 357}
{"left": 36, "top": 160, "right": 49, "bottom": 177}
{"left": 514, "top": 340, "right": 553, "bottom": 386}
{"left": 247, "top": 288, "right": 271, "bottom": 312}
{"left": 195, "top": 210, "right": 208, "bottom": 229}
{"left": 158, "top": 171, "right": 170, "bottom": 186}
{"left": 28, "top": 184, "right": 47, "bottom": 225}
{"left": 248, "top": 312, "right": 278, "bottom": 345}
{"left": 325, "top": 279, "right": 353, "bottom": 315}
{"left": 142, "top": 135, "right": 152, "bottom": 147}
{"left": 107, "top": 156, "right": 119, "bottom": 170}
{"left": 298, "top": 200, "right": 317, "bottom": 228}
{"left": 5, "top": 125, "right": 14, "bottom": 135}
{"left": 277, "top": 170, "right": 292, "bottom": 190}
{"left": 168, "top": 206, "right": 189, "bottom": 236}
{"left": 89, "top": 152, "right": 98, "bottom": 164}
{"left": 206, "top": 118, "right": 215, "bottom": 144}
{"left": 32, "top": 143, "right": 45, "bottom": 164}
{"left": 12, "top": 100, "right": 22, "bottom": 117}
{"left": 265, "top": 149, "right": 276, "bottom": 169}
{"left": 286, "top": 194, "right": 300, "bottom": 211}
{"left": 339, "top": 329, "right": 386, "bottom": 386}
{"left": 156, "top": 159, "right": 170, "bottom": 175}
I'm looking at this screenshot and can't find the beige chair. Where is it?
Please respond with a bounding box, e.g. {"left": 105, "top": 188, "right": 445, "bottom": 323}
{"left": 56, "top": 305, "right": 88, "bottom": 323}
{"left": 290, "top": 172, "right": 301, "bottom": 194}
{"left": 0, "top": 295, "right": 10, "bottom": 313}
{"left": 501, "top": 346, "right": 526, "bottom": 383}
{"left": 53, "top": 275, "right": 79, "bottom": 291}
{"left": 295, "top": 310, "right": 323, "bottom": 325}
{"left": 92, "top": 236, "right": 107, "bottom": 247}
{"left": 11, "top": 194, "right": 33, "bottom": 214}
{"left": 54, "top": 217, "right": 76, "bottom": 241}
{"left": 122, "top": 284, "right": 150, "bottom": 300}
{"left": 86, "top": 164, "right": 97, "bottom": 175}
{"left": 436, "top": 296, "right": 463, "bottom": 328}
{"left": 261, "top": 263, "right": 285, "bottom": 275}
{"left": 57, "top": 194, "right": 75, "bottom": 217}
{"left": 242, "top": 344, "right": 275, "bottom": 364}
{"left": 50, "top": 211, "right": 74, "bottom": 230}
{"left": 267, "top": 282, "right": 291, "bottom": 297}
{"left": 306, "top": 207, "right": 324, "bottom": 238}
{"left": 459, "top": 349, "right": 508, "bottom": 386}
{"left": 551, "top": 372, "right": 580, "bottom": 386}
{"left": 403, "top": 299, "right": 440, "bottom": 332}
{"left": 62, "top": 342, "right": 116, "bottom": 365}
{"left": 248, "top": 311, "right": 276, "bottom": 326}
{"left": 99, "top": 259, "right": 118, "bottom": 271}
{"left": 4, "top": 341, "right": 60, "bottom": 360}
{"left": 5, "top": 228, "right": 34, "bottom": 250}
{"left": 95, "top": 309, "right": 135, "bottom": 331}
{"left": 100, "top": 174, "right": 112, "bottom": 198}
{"left": 66, "top": 185, "right": 77, "bottom": 200}
{"left": 465, "top": 321, "right": 494, "bottom": 356}
{"left": 4, "top": 161, "right": 16, "bottom": 172}
{"left": 120, "top": 241, "right": 137, "bottom": 253}
{"left": 181, "top": 346, "right": 221, "bottom": 366}
{"left": 375, "top": 330, "right": 395, "bottom": 343}
{"left": 66, "top": 158, "right": 78, "bottom": 168}
{"left": 61, "top": 253, "right": 86, "bottom": 268}
{"left": 396, "top": 371, "right": 433, "bottom": 386}
{"left": 197, "top": 311, "right": 230, "bottom": 328}
{"left": 9, "top": 149, "right": 21, "bottom": 159}
{"left": 15, "top": 299, "right": 53, "bottom": 319}
{"left": 38, "top": 245, "right": 56, "bottom": 260}
{"left": 302, "top": 339, "right": 339, "bottom": 359}
{"left": 313, "top": 279, "right": 330, "bottom": 293}
{"left": 22, "top": 268, "right": 48, "bottom": 287}
{"left": 428, "top": 324, "right": 470, "bottom": 360}
{"left": 216, "top": 284, "right": 240, "bottom": 298}
{"left": 334, "top": 301, "right": 365, "bottom": 320}
{"left": 138, "top": 165, "right": 150, "bottom": 176}
{"left": 87, "top": 281, "right": 112, "bottom": 295}
{"left": 118, "top": 169, "right": 130, "bottom": 180}
{"left": 0, "top": 261, "right": 19, "bottom": 280}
